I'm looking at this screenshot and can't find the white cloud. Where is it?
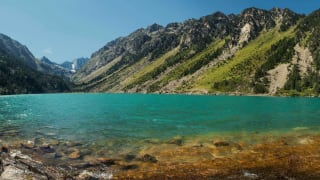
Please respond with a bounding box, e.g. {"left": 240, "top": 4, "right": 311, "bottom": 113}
{"left": 43, "top": 48, "right": 53, "bottom": 54}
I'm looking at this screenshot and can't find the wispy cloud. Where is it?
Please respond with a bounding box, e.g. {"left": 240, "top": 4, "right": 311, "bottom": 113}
{"left": 43, "top": 48, "right": 53, "bottom": 54}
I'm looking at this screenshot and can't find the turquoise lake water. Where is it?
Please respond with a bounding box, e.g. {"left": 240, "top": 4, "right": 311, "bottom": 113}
{"left": 0, "top": 93, "right": 320, "bottom": 154}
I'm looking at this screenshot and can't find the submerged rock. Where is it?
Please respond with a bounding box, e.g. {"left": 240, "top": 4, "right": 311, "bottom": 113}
{"left": 138, "top": 154, "right": 157, "bottom": 163}
{"left": 297, "top": 137, "right": 314, "bottom": 145}
{"left": 120, "top": 164, "right": 138, "bottom": 171}
{"left": 124, "top": 154, "right": 136, "bottom": 162}
{"left": 4, "top": 130, "right": 19, "bottom": 136}
{"left": 39, "top": 144, "right": 55, "bottom": 153}
{"left": 1, "top": 146, "right": 9, "bottom": 153}
{"left": 166, "top": 136, "right": 184, "bottom": 146}
{"left": 213, "top": 141, "right": 229, "bottom": 147}
{"left": 68, "top": 149, "right": 81, "bottom": 159}
{"left": 34, "top": 137, "right": 45, "bottom": 145}
{"left": 96, "top": 158, "right": 116, "bottom": 166}
{"left": 43, "top": 152, "right": 62, "bottom": 159}
{"left": 65, "top": 141, "right": 83, "bottom": 147}
{"left": 144, "top": 139, "right": 161, "bottom": 144}
{"left": 21, "top": 142, "right": 34, "bottom": 149}
{"left": 71, "top": 161, "right": 100, "bottom": 169}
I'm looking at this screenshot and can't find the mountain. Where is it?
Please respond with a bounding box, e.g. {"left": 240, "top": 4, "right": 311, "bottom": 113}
{"left": 73, "top": 57, "right": 89, "bottom": 71}
{"left": 61, "top": 61, "right": 73, "bottom": 71}
{"left": 61, "top": 57, "right": 89, "bottom": 73}
{"left": 73, "top": 7, "right": 320, "bottom": 96}
{"left": 0, "top": 33, "right": 40, "bottom": 69}
{"left": 40, "top": 56, "right": 73, "bottom": 79}
{"left": 0, "top": 35, "right": 70, "bottom": 95}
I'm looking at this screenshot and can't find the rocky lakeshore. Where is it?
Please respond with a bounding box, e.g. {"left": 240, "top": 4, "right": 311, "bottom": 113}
{"left": 1, "top": 132, "right": 320, "bottom": 179}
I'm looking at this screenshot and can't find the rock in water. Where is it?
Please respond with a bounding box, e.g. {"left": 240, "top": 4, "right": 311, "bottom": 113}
{"left": 121, "top": 164, "right": 138, "bottom": 171}
{"left": 0, "top": 159, "right": 3, "bottom": 174}
{"left": 124, "top": 154, "right": 136, "bottom": 162}
{"left": 213, "top": 141, "right": 230, "bottom": 147}
{"left": 39, "top": 144, "right": 55, "bottom": 153}
{"left": 1, "top": 146, "right": 9, "bottom": 153}
{"left": 96, "top": 158, "right": 116, "bottom": 166}
{"left": 166, "top": 136, "right": 184, "bottom": 146}
{"left": 138, "top": 154, "right": 158, "bottom": 163}
{"left": 68, "top": 149, "right": 81, "bottom": 159}
{"left": 21, "top": 143, "right": 34, "bottom": 149}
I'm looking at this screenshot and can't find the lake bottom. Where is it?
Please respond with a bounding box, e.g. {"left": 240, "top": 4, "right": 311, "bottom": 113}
{"left": 1, "top": 127, "right": 320, "bottom": 179}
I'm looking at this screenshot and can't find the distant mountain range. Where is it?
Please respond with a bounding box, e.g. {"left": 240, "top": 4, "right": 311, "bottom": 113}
{"left": 0, "top": 33, "right": 87, "bottom": 94}
{"left": 1, "top": 7, "right": 320, "bottom": 96}
{"left": 61, "top": 57, "right": 89, "bottom": 73}
{"left": 40, "top": 56, "right": 89, "bottom": 78}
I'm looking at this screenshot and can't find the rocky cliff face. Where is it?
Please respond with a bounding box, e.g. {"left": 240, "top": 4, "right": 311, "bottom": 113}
{"left": 72, "top": 8, "right": 320, "bottom": 96}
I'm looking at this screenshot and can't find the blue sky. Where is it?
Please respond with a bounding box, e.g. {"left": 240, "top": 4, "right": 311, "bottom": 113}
{"left": 0, "top": 0, "right": 319, "bottom": 63}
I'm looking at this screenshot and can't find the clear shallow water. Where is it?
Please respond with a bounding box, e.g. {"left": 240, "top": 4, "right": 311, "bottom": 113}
{"left": 0, "top": 93, "right": 320, "bottom": 146}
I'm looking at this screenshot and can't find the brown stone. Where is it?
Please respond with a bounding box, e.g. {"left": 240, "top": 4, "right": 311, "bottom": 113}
{"left": 166, "top": 137, "right": 183, "bottom": 146}
{"left": 21, "top": 143, "right": 34, "bottom": 149}
{"left": 1, "top": 146, "right": 9, "bottom": 153}
{"left": 39, "top": 145, "right": 55, "bottom": 153}
{"left": 138, "top": 154, "right": 157, "bottom": 163}
{"left": 124, "top": 154, "right": 136, "bottom": 162}
{"left": 96, "top": 158, "right": 116, "bottom": 166}
{"left": 68, "top": 149, "right": 81, "bottom": 159}
{"left": 121, "top": 164, "right": 138, "bottom": 171}
{"left": 213, "top": 141, "right": 229, "bottom": 147}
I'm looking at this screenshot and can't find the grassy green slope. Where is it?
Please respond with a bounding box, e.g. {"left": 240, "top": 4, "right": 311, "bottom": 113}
{"left": 122, "top": 47, "right": 180, "bottom": 89}
{"left": 146, "top": 39, "right": 226, "bottom": 92}
{"left": 191, "top": 27, "right": 295, "bottom": 93}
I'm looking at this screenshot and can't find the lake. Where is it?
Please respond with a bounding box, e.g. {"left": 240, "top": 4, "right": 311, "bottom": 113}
{"left": 0, "top": 93, "right": 319, "bottom": 178}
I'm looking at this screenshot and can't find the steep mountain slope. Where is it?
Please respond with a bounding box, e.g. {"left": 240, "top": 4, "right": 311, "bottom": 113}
{"left": 0, "top": 33, "right": 39, "bottom": 69}
{"left": 74, "top": 7, "right": 320, "bottom": 96}
{"left": 0, "top": 35, "right": 70, "bottom": 95}
{"left": 0, "top": 51, "right": 70, "bottom": 95}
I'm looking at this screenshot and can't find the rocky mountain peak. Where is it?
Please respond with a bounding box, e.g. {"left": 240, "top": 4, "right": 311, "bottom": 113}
{"left": 146, "top": 23, "right": 164, "bottom": 33}
{"left": 40, "top": 56, "right": 54, "bottom": 65}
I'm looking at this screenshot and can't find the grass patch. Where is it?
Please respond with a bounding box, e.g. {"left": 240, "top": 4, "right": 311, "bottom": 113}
{"left": 192, "top": 26, "right": 295, "bottom": 93}
{"left": 123, "top": 47, "right": 179, "bottom": 89}
{"left": 161, "top": 39, "right": 225, "bottom": 81}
